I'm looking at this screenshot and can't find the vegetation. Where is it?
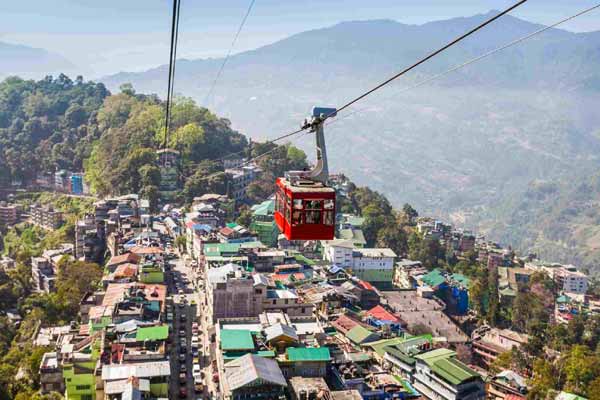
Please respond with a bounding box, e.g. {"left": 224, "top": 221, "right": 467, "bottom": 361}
{"left": 0, "top": 74, "right": 109, "bottom": 186}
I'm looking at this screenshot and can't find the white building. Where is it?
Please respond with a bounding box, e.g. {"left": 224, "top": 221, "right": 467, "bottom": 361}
{"left": 555, "top": 266, "right": 588, "bottom": 295}
{"left": 351, "top": 248, "right": 397, "bottom": 287}
{"left": 322, "top": 239, "right": 354, "bottom": 268}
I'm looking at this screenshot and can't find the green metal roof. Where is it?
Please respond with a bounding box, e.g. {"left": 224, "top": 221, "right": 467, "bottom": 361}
{"left": 293, "top": 254, "right": 316, "bottom": 266}
{"left": 557, "top": 295, "right": 571, "bottom": 303}
{"left": 339, "top": 228, "right": 367, "bottom": 246}
{"left": 365, "top": 337, "right": 407, "bottom": 357}
{"left": 450, "top": 273, "right": 470, "bottom": 288}
{"left": 135, "top": 325, "right": 169, "bottom": 341}
{"left": 345, "top": 325, "right": 378, "bottom": 345}
{"left": 286, "top": 347, "right": 331, "bottom": 362}
{"left": 415, "top": 348, "right": 456, "bottom": 366}
{"left": 421, "top": 269, "right": 446, "bottom": 288}
{"left": 384, "top": 346, "right": 416, "bottom": 366}
{"left": 220, "top": 329, "right": 255, "bottom": 351}
{"left": 431, "top": 357, "right": 480, "bottom": 386}
{"left": 204, "top": 243, "right": 242, "bottom": 257}
{"left": 345, "top": 215, "right": 365, "bottom": 227}
{"left": 252, "top": 200, "right": 274, "bottom": 216}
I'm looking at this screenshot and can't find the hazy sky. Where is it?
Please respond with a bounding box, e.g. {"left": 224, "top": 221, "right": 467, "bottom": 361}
{"left": 1, "top": 0, "right": 600, "bottom": 77}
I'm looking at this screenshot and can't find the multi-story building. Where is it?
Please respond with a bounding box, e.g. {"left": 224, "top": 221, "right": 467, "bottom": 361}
{"left": 471, "top": 326, "right": 529, "bottom": 367}
{"left": 70, "top": 173, "right": 84, "bottom": 195}
{"left": 30, "top": 204, "right": 63, "bottom": 230}
{"left": 207, "top": 264, "right": 265, "bottom": 321}
{"left": 32, "top": 256, "right": 56, "bottom": 293}
{"left": 207, "top": 264, "right": 312, "bottom": 322}
{"left": 225, "top": 164, "right": 260, "bottom": 201}
{"left": 322, "top": 239, "right": 354, "bottom": 269}
{"left": 413, "top": 348, "right": 485, "bottom": 400}
{"left": 0, "top": 202, "right": 18, "bottom": 227}
{"left": 554, "top": 266, "right": 588, "bottom": 294}
{"left": 351, "top": 248, "right": 397, "bottom": 289}
{"left": 250, "top": 199, "right": 280, "bottom": 247}
{"left": 75, "top": 215, "right": 98, "bottom": 260}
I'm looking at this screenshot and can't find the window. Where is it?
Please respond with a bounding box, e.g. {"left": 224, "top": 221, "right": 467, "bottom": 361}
{"left": 81, "top": 396, "right": 93, "bottom": 400}
{"left": 305, "top": 200, "right": 322, "bottom": 210}
{"left": 75, "top": 385, "right": 91, "bottom": 391}
{"left": 284, "top": 299, "right": 289, "bottom": 305}
{"left": 324, "top": 211, "right": 334, "bottom": 226}
{"left": 305, "top": 211, "right": 321, "bottom": 224}
{"left": 255, "top": 289, "right": 262, "bottom": 295}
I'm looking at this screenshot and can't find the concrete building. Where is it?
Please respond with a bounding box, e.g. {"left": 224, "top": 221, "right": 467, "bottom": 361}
{"left": 554, "top": 266, "right": 588, "bottom": 295}
{"left": 413, "top": 348, "right": 485, "bottom": 400}
{"left": 32, "top": 256, "right": 56, "bottom": 293}
{"left": 351, "top": 248, "right": 397, "bottom": 288}
{"left": 225, "top": 164, "right": 260, "bottom": 201}
{"left": 322, "top": 239, "right": 354, "bottom": 269}
{"left": 0, "top": 202, "right": 18, "bottom": 227}
{"left": 471, "top": 326, "right": 529, "bottom": 367}
{"left": 75, "top": 215, "right": 99, "bottom": 261}
{"left": 30, "top": 204, "right": 63, "bottom": 230}
{"left": 207, "top": 264, "right": 265, "bottom": 321}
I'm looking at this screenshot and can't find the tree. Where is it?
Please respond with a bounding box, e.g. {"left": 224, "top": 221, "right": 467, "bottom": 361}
{"left": 376, "top": 223, "right": 408, "bottom": 256}
{"left": 528, "top": 358, "right": 557, "bottom": 400}
{"left": 401, "top": 203, "right": 418, "bottom": 224}
{"left": 140, "top": 185, "right": 160, "bottom": 213}
{"left": 563, "top": 345, "right": 599, "bottom": 396}
{"left": 236, "top": 206, "right": 253, "bottom": 228}
{"left": 56, "top": 259, "right": 102, "bottom": 319}
{"left": 174, "top": 235, "right": 187, "bottom": 253}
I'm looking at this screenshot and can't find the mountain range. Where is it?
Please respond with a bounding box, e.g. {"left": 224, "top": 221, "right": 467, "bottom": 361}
{"left": 0, "top": 41, "right": 77, "bottom": 80}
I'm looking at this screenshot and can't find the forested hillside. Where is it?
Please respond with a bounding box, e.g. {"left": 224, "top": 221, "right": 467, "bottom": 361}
{"left": 0, "top": 76, "right": 306, "bottom": 206}
{"left": 474, "top": 173, "right": 600, "bottom": 275}
{"left": 0, "top": 75, "right": 109, "bottom": 185}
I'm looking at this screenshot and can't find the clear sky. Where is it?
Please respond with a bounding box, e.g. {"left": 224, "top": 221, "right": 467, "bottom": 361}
{"left": 1, "top": 0, "right": 599, "bottom": 77}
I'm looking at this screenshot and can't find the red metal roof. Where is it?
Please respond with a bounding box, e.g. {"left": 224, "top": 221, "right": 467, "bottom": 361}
{"left": 358, "top": 280, "right": 375, "bottom": 291}
{"left": 367, "top": 305, "right": 400, "bottom": 322}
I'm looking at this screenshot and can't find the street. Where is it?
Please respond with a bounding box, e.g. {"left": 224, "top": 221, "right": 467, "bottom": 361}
{"left": 167, "top": 254, "right": 205, "bottom": 399}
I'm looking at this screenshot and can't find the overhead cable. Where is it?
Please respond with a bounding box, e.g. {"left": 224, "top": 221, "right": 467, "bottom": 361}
{"left": 327, "top": 2, "right": 600, "bottom": 126}
{"left": 203, "top": 0, "right": 257, "bottom": 106}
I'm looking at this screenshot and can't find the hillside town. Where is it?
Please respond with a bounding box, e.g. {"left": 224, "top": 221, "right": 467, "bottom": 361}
{"left": 0, "top": 167, "right": 596, "bottom": 400}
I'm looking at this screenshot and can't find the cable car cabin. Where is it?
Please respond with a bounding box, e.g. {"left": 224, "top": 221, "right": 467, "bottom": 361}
{"left": 274, "top": 177, "right": 335, "bottom": 241}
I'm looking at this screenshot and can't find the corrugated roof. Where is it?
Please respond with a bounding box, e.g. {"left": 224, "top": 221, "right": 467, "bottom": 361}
{"left": 220, "top": 329, "right": 255, "bottom": 351}
{"left": 225, "top": 353, "right": 287, "bottom": 391}
{"left": 421, "top": 269, "right": 446, "bottom": 288}
{"left": 385, "top": 346, "right": 416, "bottom": 366}
{"left": 346, "top": 325, "right": 379, "bottom": 345}
{"left": 286, "top": 347, "right": 331, "bottom": 362}
{"left": 136, "top": 325, "right": 169, "bottom": 341}
{"left": 431, "top": 357, "right": 480, "bottom": 385}
{"left": 101, "top": 361, "right": 170, "bottom": 381}
{"left": 265, "top": 323, "right": 298, "bottom": 343}
{"left": 415, "top": 348, "right": 456, "bottom": 366}
{"left": 367, "top": 305, "right": 400, "bottom": 322}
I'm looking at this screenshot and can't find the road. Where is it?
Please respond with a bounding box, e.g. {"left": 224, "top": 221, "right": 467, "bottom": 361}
{"left": 168, "top": 255, "right": 202, "bottom": 399}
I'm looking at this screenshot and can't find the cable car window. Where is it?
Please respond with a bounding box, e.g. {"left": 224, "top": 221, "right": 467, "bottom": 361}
{"left": 305, "top": 210, "right": 321, "bottom": 224}
{"left": 305, "top": 200, "right": 322, "bottom": 210}
{"left": 293, "top": 199, "right": 303, "bottom": 210}
{"left": 324, "top": 211, "right": 334, "bottom": 226}
{"left": 292, "top": 210, "right": 302, "bottom": 226}
{"left": 324, "top": 199, "right": 334, "bottom": 210}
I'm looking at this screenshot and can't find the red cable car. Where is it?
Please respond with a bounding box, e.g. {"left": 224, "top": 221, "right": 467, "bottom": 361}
{"left": 274, "top": 107, "right": 337, "bottom": 241}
